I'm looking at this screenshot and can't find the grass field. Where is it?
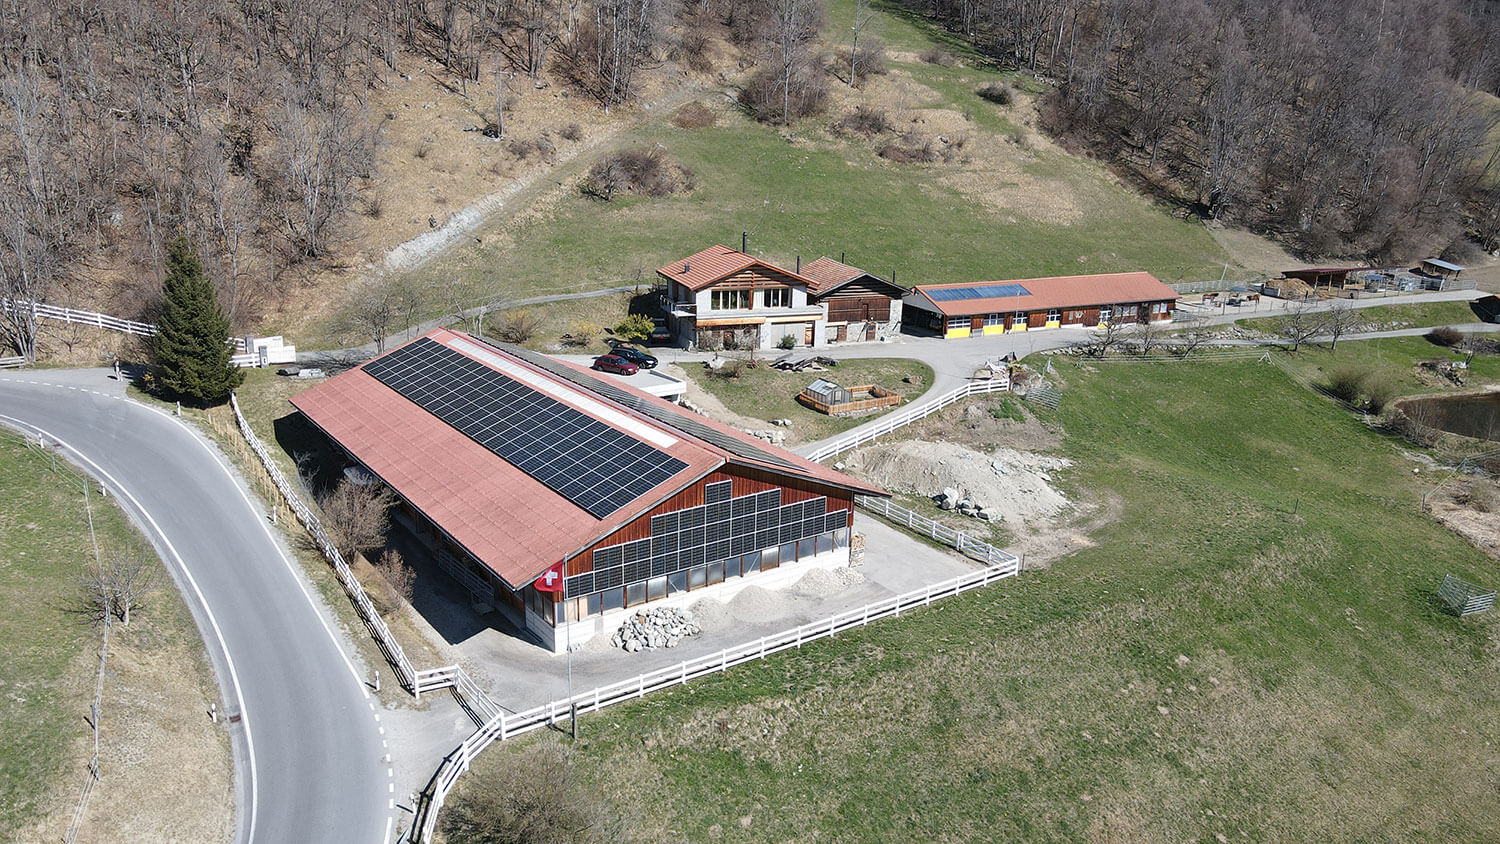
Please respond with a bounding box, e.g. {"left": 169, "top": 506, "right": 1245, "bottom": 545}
{"left": 1274, "top": 335, "right": 1500, "bottom": 399}
{"left": 466, "top": 356, "right": 1500, "bottom": 843}
{"left": 0, "top": 432, "right": 227, "bottom": 841}
{"left": 1237, "top": 300, "right": 1488, "bottom": 333}
{"left": 677, "top": 357, "right": 933, "bottom": 444}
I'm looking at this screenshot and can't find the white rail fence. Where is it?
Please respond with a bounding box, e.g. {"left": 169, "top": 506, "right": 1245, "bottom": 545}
{"left": 854, "top": 496, "right": 1018, "bottom": 567}
{"left": 0, "top": 355, "right": 25, "bottom": 369}
{"left": 408, "top": 554, "right": 1021, "bottom": 842}
{"left": 2, "top": 298, "right": 157, "bottom": 337}
{"left": 804, "top": 376, "right": 1012, "bottom": 463}
{"left": 2, "top": 298, "right": 300, "bottom": 366}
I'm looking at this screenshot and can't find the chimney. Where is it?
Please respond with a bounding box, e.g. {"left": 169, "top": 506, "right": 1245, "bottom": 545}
{"left": 841, "top": 251, "right": 846, "bottom": 264}
{"left": 684, "top": 261, "right": 691, "bottom": 274}
{"left": 892, "top": 268, "right": 897, "bottom": 284}
{"left": 741, "top": 231, "right": 748, "bottom": 253}
{"left": 796, "top": 255, "right": 801, "bottom": 273}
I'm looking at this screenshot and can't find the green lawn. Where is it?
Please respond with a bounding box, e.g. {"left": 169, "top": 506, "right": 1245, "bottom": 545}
{"left": 0, "top": 432, "right": 179, "bottom": 837}
{"left": 1275, "top": 335, "right": 1500, "bottom": 399}
{"left": 466, "top": 356, "right": 1500, "bottom": 843}
{"left": 1237, "top": 300, "right": 1487, "bottom": 333}
{"left": 677, "top": 357, "right": 933, "bottom": 444}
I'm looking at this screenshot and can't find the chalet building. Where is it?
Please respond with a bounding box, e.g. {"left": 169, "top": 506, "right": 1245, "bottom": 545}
{"left": 656, "top": 245, "right": 829, "bottom": 350}
{"left": 902, "top": 272, "right": 1180, "bottom": 339}
{"left": 290, "top": 328, "right": 886, "bottom": 653}
{"left": 799, "top": 257, "right": 905, "bottom": 343}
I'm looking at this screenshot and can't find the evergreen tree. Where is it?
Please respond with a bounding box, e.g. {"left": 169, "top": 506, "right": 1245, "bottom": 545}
{"left": 152, "top": 236, "right": 242, "bottom": 405}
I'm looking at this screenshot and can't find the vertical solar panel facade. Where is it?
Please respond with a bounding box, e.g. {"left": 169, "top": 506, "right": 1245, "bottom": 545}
{"left": 563, "top": 476, "right": 852, "bottom": 603}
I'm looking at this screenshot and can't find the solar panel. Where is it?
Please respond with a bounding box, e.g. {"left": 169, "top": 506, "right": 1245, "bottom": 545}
{"left": 363, "top": 338, "right": 689, "bottom": 519}
{"left": 498, "top": 342, "right": 803, "bottom": 471}
{"left": 926, "top": 283, "right": 1031, "bottom": 302}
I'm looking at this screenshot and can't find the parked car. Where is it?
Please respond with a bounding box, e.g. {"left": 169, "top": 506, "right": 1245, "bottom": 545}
{"left": 648, "top": 320, "right": 672, "bottom": 344}
{"left": 591, "top": 353, "right": 639, "bottom": 375}
{"left": 603, "top": 343, "right": 658, "bottom": 369}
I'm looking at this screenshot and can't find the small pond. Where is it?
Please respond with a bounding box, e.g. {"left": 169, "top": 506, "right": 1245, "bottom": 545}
{"left": 1398, "top": 391, "right": 1500, "bottom": 442}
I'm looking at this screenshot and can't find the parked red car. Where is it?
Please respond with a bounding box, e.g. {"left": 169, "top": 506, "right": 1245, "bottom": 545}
{"left": 591, "top": 353, "right": 639, "bottom": 375}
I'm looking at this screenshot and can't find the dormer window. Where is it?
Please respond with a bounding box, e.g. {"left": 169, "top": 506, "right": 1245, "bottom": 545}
{"left": 763, "top": 287, "right": 791, "bottom": 308}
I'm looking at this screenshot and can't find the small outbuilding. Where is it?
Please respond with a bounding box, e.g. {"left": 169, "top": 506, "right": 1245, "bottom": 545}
{"left": 799, "top": 257, "right": 905, "bottom": 343}
{"left": 1419, "top": 258, "right": 1465, "bottom": 284}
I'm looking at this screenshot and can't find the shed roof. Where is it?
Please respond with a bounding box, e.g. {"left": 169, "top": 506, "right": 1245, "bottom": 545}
{"left": 1422, "top": 258, "right": 1465, "bottom": 272}
{"left": 908, "top": 272, "right": 1178, "bottom": 316}
{"left": 798, "top": 257, "right": 901, "bottom": 296}
{"left": 656, "top": 244, "right": 818, "bottom": 292}
{"left": 290, "top": 328, "right": 882, "bottom": 588}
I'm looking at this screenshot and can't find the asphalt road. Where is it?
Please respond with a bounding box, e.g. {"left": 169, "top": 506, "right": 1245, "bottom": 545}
{"left": 0, "top": 372, "right": 393, "bottom": 844}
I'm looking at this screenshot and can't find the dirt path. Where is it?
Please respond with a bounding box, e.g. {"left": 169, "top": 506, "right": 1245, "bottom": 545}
{"left": 381, "top": 84, "right": 721, "bottom": 277}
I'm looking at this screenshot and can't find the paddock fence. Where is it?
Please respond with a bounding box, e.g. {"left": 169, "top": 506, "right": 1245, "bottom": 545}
{"left": 407, "top": 554, "right": 1021, "bottom": 843}
{"left": 0, "top": 355, "right": 26, "bottom": 369}
{"left": 2, "top": 298, "right": 157, "bottom": 337}
{"left": 804, "top": 376, "right": 1012, "bottom": 463}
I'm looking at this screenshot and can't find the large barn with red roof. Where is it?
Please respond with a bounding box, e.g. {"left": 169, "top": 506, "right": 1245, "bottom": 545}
{"left": 903, "top": 272, "right": 1179, "bottom": 338}
{"left": 290, "top": 328, "right": 886, "bottom": 652}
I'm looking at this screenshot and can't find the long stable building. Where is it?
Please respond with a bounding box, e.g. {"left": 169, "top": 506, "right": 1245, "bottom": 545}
{"left": 290, "top": 328, "right": 886, "bottom": 652}
{"left": 903, "top": 272, "right": 1179, "bottom": 338}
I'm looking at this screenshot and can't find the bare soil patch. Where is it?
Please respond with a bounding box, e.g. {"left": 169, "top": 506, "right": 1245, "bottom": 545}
{"left": 1427, "top": 478, "right": 1500, "bottom": 562}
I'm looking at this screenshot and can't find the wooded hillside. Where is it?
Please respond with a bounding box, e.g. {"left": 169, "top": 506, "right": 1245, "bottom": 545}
{"left": 896, "top": 0, "right": 1500, "bottom": 261}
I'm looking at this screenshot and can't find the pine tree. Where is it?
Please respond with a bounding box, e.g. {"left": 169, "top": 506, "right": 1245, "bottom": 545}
{"left": 152, "top": 236, "right": 242, "bottom": 405}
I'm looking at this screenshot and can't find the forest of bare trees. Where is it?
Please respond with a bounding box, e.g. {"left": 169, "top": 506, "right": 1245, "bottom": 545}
{"left": 898, "top": 0, "right": 1500, "bottom": 261}
{"left": 0, "top": 0, "right": 690, "bottom": 359}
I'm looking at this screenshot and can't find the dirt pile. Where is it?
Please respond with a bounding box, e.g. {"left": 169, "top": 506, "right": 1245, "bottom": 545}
{"left": 844, "top": 440, "right": 1072, "bottom": 527}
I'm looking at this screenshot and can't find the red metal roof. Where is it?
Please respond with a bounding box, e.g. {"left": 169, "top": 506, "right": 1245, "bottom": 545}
{"left": 656, "top": 244, "right": 818, "bottom": 292}
{"left": 910, "top": 272, "right": 1179, "bottom": 316}
{"left": 290, "top": 328, "right": 882, "bottom": 588}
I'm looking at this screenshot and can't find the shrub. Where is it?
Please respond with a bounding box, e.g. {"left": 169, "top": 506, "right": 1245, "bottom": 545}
{"left": 920, "top": 47, "right": 959, "bottom": 66}
{"left": 615, "top": 313, "right": 655, "bottom": 342}
{"left": 1324, "top": 367, "right": 1369, "bottom": 402}
{"left": 878, "top": 131, "right": 938, "bottom": 164}
{"left": 833, "top": 105, "right": 891, "bottom": 137}
{"left": 370, "top": 549, "right": 414, "bottom": 614}
{"left": 507, "top": 138, "right": 536, "bottom": 160}
{"left": 558, "top": 123, "right": 583, "bottom": 142}
{"left": 680, "top": 30, "right": 714, "bottom": 73}
{"left": 580, "top": 148, "right": 693, "bottom": 201}
{"left": 494, "top": 309, "right": 542, "bottom": 343}
{"left": 842, "top": 37, "right": 888, "bottom": 84}
{"left": 413, "top": 140, "right": 431, "bottom": 159}
{"left": 563, "top": 319, "right": 601, "bottom": 347}
{"left": 671, "top": 102, "right": 717, "bottom": 129}
{"left": 976, "top": 81, "right": 1015, "bottom": 105}
{"left": 707, "top": 359, "right": 744, "bottom": 379}
{"left": 1364, "top": 374, "right": 1399, "bottom": 413}
{"left": 777, "top": 334, "right": 796, "bottom": 350}
{"left": 1469, "top": 482, "right": 1498, "bottom": 513}
{"left": 1429, "top": 325, "right": 1464, "bottom": 347}
{"left": 440, "top": 747, "right": 612, "bottom": 844}
{"left": 739, "top": 65, "right": 828, "bottom": 125}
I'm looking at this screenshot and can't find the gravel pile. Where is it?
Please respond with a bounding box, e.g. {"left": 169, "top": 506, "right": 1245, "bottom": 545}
{"left": 611, "top": 606, "right": 701, "bottom": 652}
{"left": 845, "top": 440, "right": 1072, "bottom": 525}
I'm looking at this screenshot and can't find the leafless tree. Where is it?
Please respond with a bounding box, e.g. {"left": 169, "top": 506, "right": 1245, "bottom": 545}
{"left": 81, "top": 552, "right": 161, "bottom": 627}
{"left": 1275, "top": 300, "right": 1325, "bottom": 353}
{"left": 1078, "top": 318, "right": 1127, "bottom": 357}
{"left": 343, "top": 279, "right": 399, "bottom": 352}
{"left": 849, "top": 0, "right": 875, "bottom": 86}
{"left": 1322, "top": 300, "right": 1362, "bottom": 350}
{"left": 1131, "top": 318, "right": 1162, "bottom": 355}
{"left": 376, "top": 548, "right": 415, "bottom": 604}
{"left": 320, "top": 478, "right": 396, "bottom": 561}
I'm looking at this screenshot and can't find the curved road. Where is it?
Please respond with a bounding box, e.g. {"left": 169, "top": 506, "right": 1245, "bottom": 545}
{"left": 0, "top": 372, "right": 392, "bottom": 844}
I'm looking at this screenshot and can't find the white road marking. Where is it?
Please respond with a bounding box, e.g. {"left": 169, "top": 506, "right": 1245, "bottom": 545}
{"left": 0, "top": 414, "right": 260, "bottom": 844}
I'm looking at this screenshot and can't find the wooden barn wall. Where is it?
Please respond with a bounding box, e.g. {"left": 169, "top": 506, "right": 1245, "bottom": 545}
{"left": 826, "top": 294, "right": 892, "bottom": 322}
{"left": 708, "top": 267, "right": 804, "bottom": 291}
{"left": 567, "top": 467, "right": 856, "bottom": 576}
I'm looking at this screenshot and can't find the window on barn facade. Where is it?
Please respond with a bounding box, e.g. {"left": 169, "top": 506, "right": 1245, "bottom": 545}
{"left": 711, "top": 290, "right": 751, "bottom": 310}
{"left": 947, "top": 316, "right": 968, "bottom": 331}
{"left": 1100, "top": 306, "right": 1112, "bottom": 322}
{"left": 763, "top": 287, "right": 791, "bottom": 308}
{"left": 1046, "top": 309, "right": 1060, "bottom": 322}
{"left": 983, "top": 313, "right": 1003, "bottom": 326}
{"left": 1013, "top": 311, "right": 1025, "bottom": 324}
{"left": 1151, "top": 302, "right": 1170, "bottom": 315}
{"left": 1066, "top": 309, "right": 1086, "bottom": 321}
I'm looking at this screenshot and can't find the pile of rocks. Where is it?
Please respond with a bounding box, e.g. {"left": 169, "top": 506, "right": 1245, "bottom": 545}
{"left": 611, "top": 607, "right": 702, "bottom": 652}
{"left": 934, "top": 487, "right": 1002, "bottom": 522}
{"left": 747, "top": 428, "right": 788, "bottom": 445}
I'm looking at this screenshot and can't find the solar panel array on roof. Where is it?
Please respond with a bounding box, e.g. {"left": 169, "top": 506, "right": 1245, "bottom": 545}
{"left": 363, "top": 338, "right": 689, "bottom": 519}
{"left": 497, "top": 342, "right": 804, "bottom": 472}
{"left": 926, "top": 283, "right": 1031, "bottom": 302}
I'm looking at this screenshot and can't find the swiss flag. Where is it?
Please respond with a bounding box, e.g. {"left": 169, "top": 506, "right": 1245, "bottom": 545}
{"left": 536, "top": 561, "right": 566, "bottom": 594}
